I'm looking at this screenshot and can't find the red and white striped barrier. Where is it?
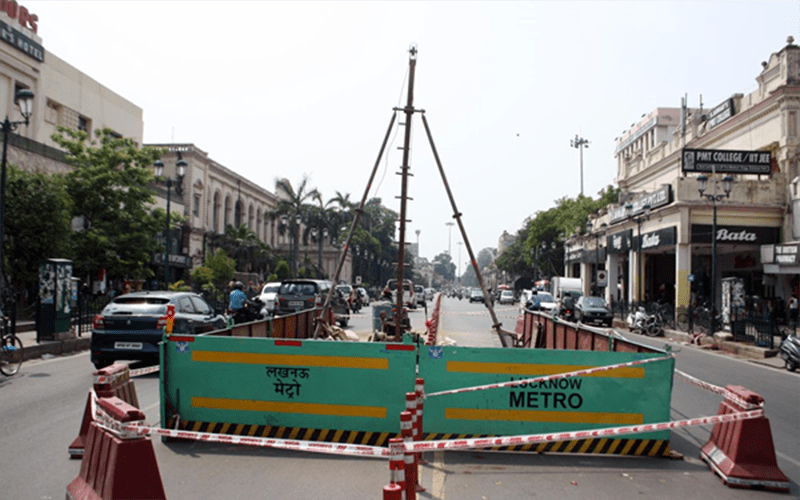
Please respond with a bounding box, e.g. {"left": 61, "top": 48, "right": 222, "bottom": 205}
{"left": 426, "top": 354, "right": 674, "bottom": 398}
{"left": 130, "top": 365, "right": 160, "bottom": 377}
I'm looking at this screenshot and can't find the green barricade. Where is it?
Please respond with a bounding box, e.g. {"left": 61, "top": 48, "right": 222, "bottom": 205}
{"left": 160, "top": 335, "right": 417, "bottom": 446}
{"left": 419, "top": 345, "right": 675, "bottom": 456}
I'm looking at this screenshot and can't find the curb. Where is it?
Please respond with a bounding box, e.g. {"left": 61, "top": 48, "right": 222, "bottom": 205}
{"left": 21, "top": 337, "right": 90, "bottom": 362}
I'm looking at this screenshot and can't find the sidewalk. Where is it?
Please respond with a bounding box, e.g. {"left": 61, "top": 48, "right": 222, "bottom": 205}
{"left": 12, "top": 320, "right": 90, "bottom": 362}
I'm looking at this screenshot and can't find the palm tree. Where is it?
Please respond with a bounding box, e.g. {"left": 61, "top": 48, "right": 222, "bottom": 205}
{"left": 271, "top": 177, "right": 319, "bottom": 276}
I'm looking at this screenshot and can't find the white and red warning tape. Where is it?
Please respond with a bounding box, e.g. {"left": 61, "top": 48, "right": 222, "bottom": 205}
{"left": 406, "top": 408, "right": 764, "bottom": 452}
{"left": 674, "top": 369, "right": 762, "bottom": 410}
{"left": 426, "top": 354, "right": 674, "bottom": 398}
{"left": 130, "top": 365, "right": 160, "bottom": 377}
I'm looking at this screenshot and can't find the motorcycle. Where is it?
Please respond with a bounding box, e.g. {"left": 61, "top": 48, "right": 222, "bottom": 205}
{"left": 230, "top": 297, "right": 268, "bottom": 324}
{"left": 779, "top": 333, "right": 800, "bottom": 372}
{"left": 626, "top": 306, "right": 662, "bottom": 337}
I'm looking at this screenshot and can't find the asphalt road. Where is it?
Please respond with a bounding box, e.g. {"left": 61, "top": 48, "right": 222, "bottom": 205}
{"left": 2, "top": 296, "right": 797, "bottom": 499}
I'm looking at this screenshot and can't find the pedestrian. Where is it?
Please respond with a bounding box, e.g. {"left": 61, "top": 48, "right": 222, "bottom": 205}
{"left": 787, "top": 294, "right": 798, "bottom": 327}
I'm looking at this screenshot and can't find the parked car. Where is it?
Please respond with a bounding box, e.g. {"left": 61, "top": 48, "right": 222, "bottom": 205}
{"left": 575, "top": 296, "right": 613, "bottom": 327}
{"left": 499, "top": 290, "right": 515, "bottom": 304}
{"left": 258, "top": 281, "right": 281, "bottom": 315}
{"left": 526, "top": 291, "right": 557, "bottom": 313}
{"left": 469, "top": 288, "right": 485, "bottom": 303}
{"left": 414, "top": 285, "right": 426, "bottom": 307}
{"left": 383, "top": 279, "right": 415, "bottom": 308}
{"left": 424, "top": 288, "right": 435, "bottom": 301}
{"left": 90, "top": 291, "right": 227, "bottom": 369}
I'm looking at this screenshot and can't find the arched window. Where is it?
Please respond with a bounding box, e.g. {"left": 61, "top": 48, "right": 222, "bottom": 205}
{"left": 213, "top": 191, "right": 221, "bottom": 233}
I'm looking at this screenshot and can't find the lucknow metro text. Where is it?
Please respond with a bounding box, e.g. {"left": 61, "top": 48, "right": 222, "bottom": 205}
{"left": 508, "top": 377, "right": 584, "bottom": 409}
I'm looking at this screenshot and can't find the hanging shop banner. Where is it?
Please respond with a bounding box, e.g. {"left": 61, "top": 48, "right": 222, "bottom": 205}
{"left": 581, "top": 247, "right": 607, "bottom": 264}
{"left": 608, "top": 186, "right": 671, "bottom": 224}
{"left": 565, "top": 245, "right": 583, "bottom": 264}
{"left": 773, "top": 244, "right": 800, "bottom": 265}
{"left": 681, "top": 148, "right": 771, "bottom": 175}
{"left": 707, "top": 98, "right": 735, "bottom": 129}
{"left": 691, "top": 224, "right": 779, "bottom": 245}
{"left": 606, "top": 229, "right": 632, "bottom": 254}
{"left": 638, "top": 227, "right": 676, "bottom": 251}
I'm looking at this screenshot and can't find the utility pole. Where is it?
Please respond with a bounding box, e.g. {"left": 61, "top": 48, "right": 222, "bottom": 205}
{"left": 570, "top": 134, "right": 589, "bottom": 196}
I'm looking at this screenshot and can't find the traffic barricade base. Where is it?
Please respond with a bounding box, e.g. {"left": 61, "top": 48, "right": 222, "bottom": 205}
{"left": 699, "top": 385, "right": 789, "bottom": 492}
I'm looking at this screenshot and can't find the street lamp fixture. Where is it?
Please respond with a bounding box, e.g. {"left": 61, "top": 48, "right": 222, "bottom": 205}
{"left": 0, "top": 88, "right": 33, "bottom": 301}
{"left": 697, "top": 172, "right": 734, "bottom": 337}
{"left": 153, "top": 155, "right": 186, "bottom": 288}
{"left": 280, "top": 214, "right": 303, "bottom": 276}
{"left": 626, "top": 203, "right": 650, "bottom": 305}
{"left": 311, "top": 226, "right": 329, "bottom": 278}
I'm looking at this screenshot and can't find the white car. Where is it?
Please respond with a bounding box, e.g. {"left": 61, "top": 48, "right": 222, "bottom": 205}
{"left": 499, "top": 290, "right": 515, "bottom": 304}
{"left": 259, "top": 281, "right": 282, "bottom": 314}
{"left": 526, "top": 291, "right": 558, "bottom": 313}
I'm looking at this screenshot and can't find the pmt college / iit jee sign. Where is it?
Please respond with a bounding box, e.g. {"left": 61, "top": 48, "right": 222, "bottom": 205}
{"left": 682, "top": 148, "right": 772, "bottom": 175}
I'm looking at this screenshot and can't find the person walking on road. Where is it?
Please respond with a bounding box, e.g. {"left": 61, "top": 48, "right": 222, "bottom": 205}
{"left": 787, "top": 294, "right": 798, "bottom": 329}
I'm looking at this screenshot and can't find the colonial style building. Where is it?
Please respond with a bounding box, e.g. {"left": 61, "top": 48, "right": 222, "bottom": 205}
{"left": 571, "top": 37, "right": 799, "bottom": 322}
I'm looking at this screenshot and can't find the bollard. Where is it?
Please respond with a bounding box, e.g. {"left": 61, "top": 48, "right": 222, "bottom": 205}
{"left": 414, "top": 377, "right": 428, "bottom": 471}
{"left": 383, "top": 483, "right": 402, "bottom": 500}
{"left": 389, "top": 438, "right": 405, "bottom": 493}
{"left": 400, "top": 411, "right": 416, "bottom": 500}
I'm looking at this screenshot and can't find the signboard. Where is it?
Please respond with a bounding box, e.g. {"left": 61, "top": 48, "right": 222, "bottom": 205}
{"left": 565, "top": 245, "right": 582, "bottom": 264}
{"left": 0, "top": 19, "right": 43, "bottom": 61}
{"left": 707, "top": 98, "right": 735, "bottom": 129}
{"left": 638, "top": 227, "right": 676, "bottom": 251}
{"left": 152, "top": 252, "right": 192, "bottom": 268}
{"left": 596, "top": 270, "right": 608, "bottom": 287}
{"left": 690, "top": 224, "right": 779, "bottom": 245}
{"left": 681, "top": 148, "right": 771, "bottom": 175}
{"left": 606, "top": 229, "right": 632, "bottom": 254}
{"left": 608, "top": 185, "right": 671, "bottom": 223}
{"left": 774, "top": 244, "right": 800, "bottom": 265}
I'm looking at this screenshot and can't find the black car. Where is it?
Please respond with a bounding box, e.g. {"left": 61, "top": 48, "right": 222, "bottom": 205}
{"left": 276, "top": 279, "right": 330, "bottom": 315}
{"left": 574, "top": 296, "right": 613, "bottom": 327}
{"left": 90, "top": 291, "right": 227, "bottom": 369}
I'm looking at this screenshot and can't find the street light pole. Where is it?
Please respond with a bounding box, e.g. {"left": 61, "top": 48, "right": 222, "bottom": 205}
{"left": 153, "top": 156, "right": 186, "bottom": 288}
{"left": 626, "top": 204, "right": 650, "bottom": 305}
{"left": 0, "top": 88, "right": 33, "bottom": 300}
{"left": 570, "top": 134, "right": 590, "bottom": 197}
{"left": 586, "top": 221, "right": 607, "bottom": 296}
{"left": 697, "top": 170, "right": 733, "bottom": 336}
{"left": 445, "top": 222, "right": 454, "bottom": 256}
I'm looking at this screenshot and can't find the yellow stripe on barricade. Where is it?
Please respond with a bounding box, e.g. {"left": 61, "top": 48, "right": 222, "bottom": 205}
{"left": 191, "top": 396, "right": 387, "bottom": 418}
{"left": 444, "top": 408, "right": 643, "bottom": 425}
{"left": 446, "top": 361, "right": 645, "bottom": 379}
{"left": 191, "top": 350, "right": 389, "bottom": 370}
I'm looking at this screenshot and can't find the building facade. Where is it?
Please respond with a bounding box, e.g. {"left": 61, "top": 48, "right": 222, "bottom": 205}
{"left": 571, "top": 38, "right": 799, "bottom": 320}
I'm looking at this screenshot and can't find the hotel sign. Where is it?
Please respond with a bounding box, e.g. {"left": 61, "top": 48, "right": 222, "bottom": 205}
{"left": 0, "top": 18, "right": 42, "bottom": 61}
{"left": 682, "top": 148, "right": 771, "bottom": 175}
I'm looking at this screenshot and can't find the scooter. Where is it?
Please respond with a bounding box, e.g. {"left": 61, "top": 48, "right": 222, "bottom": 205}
{"left": 626, "top": 306, "right": 661, "bottom": 337}
{"left": 231, "top": 297, "right": 268, "bottom": 324}
{"left": 779, "top": 333, "right": 800, "bottom": 372}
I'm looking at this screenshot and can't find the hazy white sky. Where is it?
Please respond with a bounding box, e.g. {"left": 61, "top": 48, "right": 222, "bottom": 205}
{"left": 26, "top": 1, "right": 799, "bottom": 272}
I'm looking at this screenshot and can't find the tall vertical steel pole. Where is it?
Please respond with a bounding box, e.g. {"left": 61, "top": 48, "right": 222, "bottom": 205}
{"left": 393, "top": 46, "right": 417, "bottom": 341}
{"left": 165, "top": 178, "right": 172, "bottom": 287}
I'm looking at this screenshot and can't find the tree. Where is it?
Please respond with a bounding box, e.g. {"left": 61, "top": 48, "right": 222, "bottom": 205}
{"left": 272, "top": 176, "right": 319, "bottom": 277}
{"left": 51, "top": 126, "right": 166, "bottom": 284}
{"left": 218, "top": 223, "right": 273, "bottom": 275}
{"left": 190, "top": 248, "right": 236, "bottom": 300}
{"left": 4, "top": 166, "right": 72, "bottom": 300}
{"left": 432, "top": 252, "right": 455, "bottom": 282}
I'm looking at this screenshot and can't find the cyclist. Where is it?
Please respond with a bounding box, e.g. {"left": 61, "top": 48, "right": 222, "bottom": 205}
{"left": 229, "top": 281, "right": 250, "bottom": 324}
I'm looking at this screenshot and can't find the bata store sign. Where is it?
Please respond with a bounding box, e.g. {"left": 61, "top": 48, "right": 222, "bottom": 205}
{"left": 691, "top": 224, "right": 778, "bottom": 245}
{"left": 638, "top": 227, "right": 676, "bottom": 251}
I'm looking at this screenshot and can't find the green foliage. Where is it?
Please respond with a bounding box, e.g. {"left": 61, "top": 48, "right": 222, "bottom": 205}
{"left": 274, "top": 260, "right": 290, "bottom": 280}
{"left": 4, "top": 166, "right": 72, "bottom": 291}
{"left": 432, "top": 252, "right": 455, "bottom": 281}
{"left": 190, "top": 248, "right": 236, "bottom": 294}
{"left": 51, "top": 126, "right": 166, "bottom": 283}
{"left": 168, "top": 279, "right": 191, "bottom": 291}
